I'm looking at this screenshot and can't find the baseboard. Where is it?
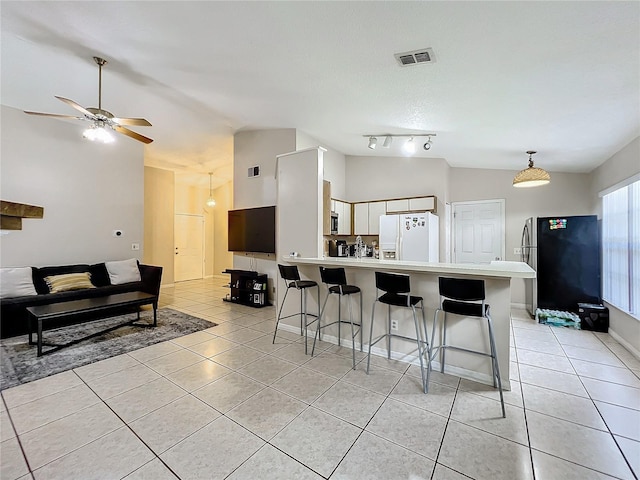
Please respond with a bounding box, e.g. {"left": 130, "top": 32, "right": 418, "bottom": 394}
{"left": 275, "top": 323, "right": 510, "bottom": 390}
{"left": 609, "top": 329, "right": 640, "bottom": 360}
{"left": 160, "top": 283, "right": 175, "bottom": 289}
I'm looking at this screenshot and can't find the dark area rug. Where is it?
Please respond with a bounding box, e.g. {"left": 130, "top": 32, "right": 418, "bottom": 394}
{"left": 0, "top": 308, "right": 217, "bottom": 390}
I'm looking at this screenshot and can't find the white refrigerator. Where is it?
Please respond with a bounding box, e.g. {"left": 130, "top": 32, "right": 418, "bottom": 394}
{"left": 379, "top": 212, "right": 439, "bottom": 262}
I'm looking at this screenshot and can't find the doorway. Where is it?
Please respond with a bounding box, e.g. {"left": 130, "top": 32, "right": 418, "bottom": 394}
{"left": 452, "top": 199, "right": 505, "bottom": 264}
{"left": 174, "top": 214, "right": 204, "bottom": 282}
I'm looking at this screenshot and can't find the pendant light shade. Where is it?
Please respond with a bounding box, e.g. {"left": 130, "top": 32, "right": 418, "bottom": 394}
{"left": 513, "top": 151, "right": 550, "bottom": 188}
{"left": 205, "top": 172, "right": 216, "bottom": 207}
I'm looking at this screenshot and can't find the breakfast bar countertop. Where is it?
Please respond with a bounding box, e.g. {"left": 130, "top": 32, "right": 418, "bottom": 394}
{"left": 284, "top": 256, "right": 536, "bottom": 279}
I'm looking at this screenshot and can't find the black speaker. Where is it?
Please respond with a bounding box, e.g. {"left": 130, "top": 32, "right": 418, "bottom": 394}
{"left": 577, "top": 303, "right": 609, "bottom": 332}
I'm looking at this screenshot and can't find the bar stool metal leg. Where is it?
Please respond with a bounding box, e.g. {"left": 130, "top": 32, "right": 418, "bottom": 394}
{"left": 366, "top": 301, "right": 377, "bottom": 374}
{"left": 273, "top": 287, "right": 290, "bottom": 344}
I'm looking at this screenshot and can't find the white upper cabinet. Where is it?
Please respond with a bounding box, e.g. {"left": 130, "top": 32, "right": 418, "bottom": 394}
{"left": 386, "top": 199, "right": 410, "bottom": 213}
{"left": 368, "top": 201, "right": 386, "bottom": 234}
{"left": 409, "top": 196, "right": 436, "bottom": 212}
{"left": 353, "top": 203, "right": 368, "bottom": 235}
{"left": 353, "top": 201, "right": 387, "bottom": 235}
{"left": 340, "top": 201, "right": 351, "bottom": 235}
{"left": 332, "top": 199, "right": 351, "bottom": 235}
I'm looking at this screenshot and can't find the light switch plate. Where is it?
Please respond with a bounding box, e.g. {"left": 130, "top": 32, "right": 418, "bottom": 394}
{"left": 131, "top": 243, "right": 140, "bottom": 251}
{"left": 513, "top": 247, "right": 522, "bottom": 255}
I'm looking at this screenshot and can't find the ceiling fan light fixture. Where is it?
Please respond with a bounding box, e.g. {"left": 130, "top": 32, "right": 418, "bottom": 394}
{"left": 205, "top": 172, "right": 216, "bottom": 207}
{"left": 368, "top": 136, "right": 377, "bottom": 149}
{"left": 82, "top": 123, "right": 114, "bottom": 144}
{"left": 513, "top": 151, "right": 550, "bottom": 188}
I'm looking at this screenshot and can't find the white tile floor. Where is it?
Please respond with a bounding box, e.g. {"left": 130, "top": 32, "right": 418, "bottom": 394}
{"left": 1, "top": 276, "right": 639, "bottom": 480}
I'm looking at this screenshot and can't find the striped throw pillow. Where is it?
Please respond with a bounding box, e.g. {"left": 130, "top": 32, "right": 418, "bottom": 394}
{"left": 44, "top": 272, "right": 95, "bottom": 293}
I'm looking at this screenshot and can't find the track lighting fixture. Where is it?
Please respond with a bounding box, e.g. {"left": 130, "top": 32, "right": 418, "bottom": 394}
{"left": 362, "top": 133, "right": 436, "bottom": 155}
{"left": 513, "top": 151, "right": 551, "bottom": 188}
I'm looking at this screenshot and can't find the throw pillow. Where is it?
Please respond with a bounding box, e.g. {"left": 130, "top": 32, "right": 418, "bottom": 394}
{"left": 44, "top": 272, "right": 95, "bottom": 293}
{"left": 105, "top": 258, "right": 141, "bottom": 285}
{"left": 0, "top": 267, "right": 38, "bottom": 299}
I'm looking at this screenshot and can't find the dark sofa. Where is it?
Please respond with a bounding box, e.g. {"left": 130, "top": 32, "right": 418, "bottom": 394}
{"left": 0, "top": 262, "right": 163, "bottom": 338}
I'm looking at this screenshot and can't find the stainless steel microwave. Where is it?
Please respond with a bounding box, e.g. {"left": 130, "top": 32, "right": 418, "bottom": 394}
{"left": 330, "top": 211, "right": 338, "bottom": 235}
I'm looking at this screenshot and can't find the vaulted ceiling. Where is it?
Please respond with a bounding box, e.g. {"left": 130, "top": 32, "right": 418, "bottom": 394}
{"left": 2, "top": 1, "right": 638, "bottom": 188}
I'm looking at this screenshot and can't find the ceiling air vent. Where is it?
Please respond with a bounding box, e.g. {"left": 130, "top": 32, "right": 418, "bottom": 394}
{"left": 394, "top": 48, "right": 435, "bottom": 67}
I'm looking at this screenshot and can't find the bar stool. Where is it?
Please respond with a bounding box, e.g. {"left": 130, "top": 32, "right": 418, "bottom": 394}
{"left": 366, "top": 271, "right": 430, "bottom": 393}
{"left": 430, "top": 277, "right": 505, "bottom": 417}
{"left": 312, "top": 266, "right": 363, "bottom": 369}
{"left": 273, "top": 264, "right": 320, "bottom": 354}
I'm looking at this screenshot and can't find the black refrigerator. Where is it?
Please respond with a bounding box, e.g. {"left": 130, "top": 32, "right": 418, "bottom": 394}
{"left": 523, "top": 215, "right": 601, "bottom": 314}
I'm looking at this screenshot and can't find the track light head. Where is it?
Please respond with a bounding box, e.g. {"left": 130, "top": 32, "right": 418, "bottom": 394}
{"left": 368, "top": 136, "right": 377, "bottom": 149}
{"left": 423, "top": 138, "right": 432, "bottom": 151}
{"left": 403, "top": 137, "right": 416, "bottom": 154}
{"left": 382, "top": 136, "right": 392, "bottom": 148}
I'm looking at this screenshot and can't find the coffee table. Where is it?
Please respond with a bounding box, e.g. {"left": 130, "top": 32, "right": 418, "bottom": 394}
{"left": 26, "top": 291, "right": 158, "bottom": 356}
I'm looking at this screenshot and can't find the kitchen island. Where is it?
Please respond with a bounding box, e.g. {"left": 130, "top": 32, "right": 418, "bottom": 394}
{"left": 282, "top": 256, "right": 535, "bottom": 390}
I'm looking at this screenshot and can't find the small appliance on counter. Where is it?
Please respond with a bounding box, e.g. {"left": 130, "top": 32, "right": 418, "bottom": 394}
{"left": 328, "top": 239, "right": 348, "bottom": 257}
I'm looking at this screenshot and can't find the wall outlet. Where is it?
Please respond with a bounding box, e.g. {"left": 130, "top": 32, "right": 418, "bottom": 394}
{"left": 513, "top": 247, "right": 522, "bottom": 255}
{"left": 131, "top": 243, "right": 140, "bottom": 251}
{"left": 391, "top": 319, "right": 399, "bottom": 331}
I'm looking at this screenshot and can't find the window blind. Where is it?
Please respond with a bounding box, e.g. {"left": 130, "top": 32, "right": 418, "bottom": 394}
{"left": 602, "top": 179, "right": 640, "bottom": 318}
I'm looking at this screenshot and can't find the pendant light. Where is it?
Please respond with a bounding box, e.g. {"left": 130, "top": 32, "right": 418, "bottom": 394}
{"left": 513, "top": 151, "right": 550, "bottom": 188}
{"left": 205, "top": 172, "right": 216, "bottom": 207}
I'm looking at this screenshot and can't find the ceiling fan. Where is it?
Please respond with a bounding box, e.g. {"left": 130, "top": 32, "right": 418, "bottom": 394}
{"left": 24, "top": 56, "right": 153, "bottom": 144}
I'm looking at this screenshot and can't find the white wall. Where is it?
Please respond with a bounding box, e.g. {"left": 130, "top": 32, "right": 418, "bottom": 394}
{"left": 345, "top": 155, "right": 450, "bottom": 259}
{"left": 345, "top": 155, "right": 450, "bottom": 205}
{"left": 590, "top": 136, "right": 640, "bottom": 354}
{"left": 233, "top": 129, "right": 296, "bottom": 209}
{"left": 1, "top": 105, "right": 144, "bottom": 267}
{"left": 232, "top": 129, "right": 297, "bottom": 290}
{"left": 296, "top": 130, "right": 346, "bottom": 199}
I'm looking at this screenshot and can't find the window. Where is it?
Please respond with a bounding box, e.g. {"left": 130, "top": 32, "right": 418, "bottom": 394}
{"left": 601, "top": 177, "right": 640, "bottom": 318}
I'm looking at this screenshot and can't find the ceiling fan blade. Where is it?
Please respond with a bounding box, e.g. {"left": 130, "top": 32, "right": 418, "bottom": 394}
{"left": 114, "top": 125, "right": 154, "bottom": 144}
{"left": 111, "top": 117, "right": 152, "bottom": 127}
{"left": 24, "top": 111, "right": 83, "bottom": 120}
{"left": 55, "top": 96, "right": 96, "bottom": 118}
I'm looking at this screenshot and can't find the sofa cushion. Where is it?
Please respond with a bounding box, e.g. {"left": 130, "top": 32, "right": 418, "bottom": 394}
{"left": 33, "top": 265, "right": 91, "bottom": 294}
{"left": 44, "top": 272, "right": 95, "bottom": 293}
{"left": 0, "top": 267, "right": 38, "bottom": 299}
{"left": 89, "top": 263, "right": 110, "bottom": 287}
{"left": 105, "top": 259, "right": 141, "bottom": 285}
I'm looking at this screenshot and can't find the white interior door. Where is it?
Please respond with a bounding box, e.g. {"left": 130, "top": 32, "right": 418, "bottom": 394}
{"left": 453, "top": 200, "right": 505, "bottom": 264}
{"left": 175, "top": 214, "right": 204, "bottom": 282}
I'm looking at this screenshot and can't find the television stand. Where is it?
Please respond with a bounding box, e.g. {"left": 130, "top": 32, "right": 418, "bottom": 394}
{"left": 222, "top": 269, "right": 270, "bottom": 308}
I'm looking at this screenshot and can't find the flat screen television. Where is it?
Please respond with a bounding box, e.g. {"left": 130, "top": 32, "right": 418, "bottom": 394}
{"left": 228, "top": 206, "right": 276, "bottom": 254}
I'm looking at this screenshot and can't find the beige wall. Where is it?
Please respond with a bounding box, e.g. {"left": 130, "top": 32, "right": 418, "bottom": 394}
{"left": 144, "top": 169, "right": 233, "bottom": 284}
{"left": 213, "top": 181, "right": 234, "bottom": 275}
{"left": 143, "top": 167, "right": 175, "bottom": 284}
{"left": 589, "top": 137, "right": 640, "bottom": 353}
{"left": 1, "top": 105, "right": 144, "bottom": 267}
{"left": 449, "top": 168, "right": 593, "bottom": 304}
